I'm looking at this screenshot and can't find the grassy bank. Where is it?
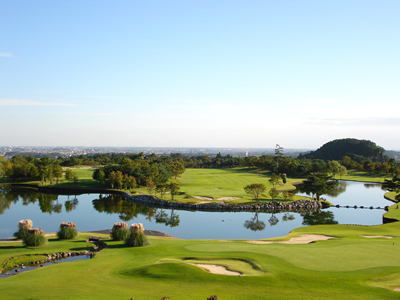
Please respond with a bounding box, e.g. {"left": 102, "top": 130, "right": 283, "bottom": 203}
{"left": 134, "top": 168, "right": 306, "bottom": 204}
{"left": 2, "top": 224, "right": 400, "bottom": 299}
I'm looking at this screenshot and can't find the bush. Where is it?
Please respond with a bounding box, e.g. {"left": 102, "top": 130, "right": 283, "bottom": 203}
{"left": 57, "top": 227, "right": 78, "bottom": 240}
{"left": 111, "top": 227, "right": 130, "bottom": 241}
{"left": 23, "top": 233, "right": 47, "bottom": 247}
{"left": 14, "top": 228, "right": 28, "bottom": 240}
{"left": 125, "top": 232, "right": 150, "bottom": 247}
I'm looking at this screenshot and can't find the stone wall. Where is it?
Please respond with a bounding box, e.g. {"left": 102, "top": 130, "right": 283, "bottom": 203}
{"left": 123, "top": 193, "right": 325, "bottom": 213}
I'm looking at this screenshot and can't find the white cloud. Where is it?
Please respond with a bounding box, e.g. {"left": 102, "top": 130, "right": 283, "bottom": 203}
{"left": 0, "top": 99, "right": 74, "bottom": 106}
{"left": 0, "top": 52, "right": 12, "bottom": 57}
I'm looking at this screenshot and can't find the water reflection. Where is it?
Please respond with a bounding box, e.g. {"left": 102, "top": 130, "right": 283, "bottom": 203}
{"left": 364, "top": 183, "right": 385, "bottom": 190}
{"left": 92, "top": 194, "right": 157, "bottom": 222}
{"left": 301, "top": 211, "right": 338, "bottom": 226}
{"left": 0, "top": 187, "right": 40, "bottom": 214}
{"left": 155, "top": 209, "right": 180, "bottom": 227}
{"left": 268, "top": 214, "right": 279, "bottom": 226}
{"left": 0, "top": 187, "right": 82, "bottom": 215}
{"left": 282, "top": 212, "right": 295, "bottom": 222}
{"left": 328, "top": 181, "right": 347, "bottom": 198}
{"left": 0, "top": 181, "right": 391, "bottom": 240}
{"left": 244, "top": 212, "right": 266, "bottom": 231}
{"left": 65, "top": 197, "right": 79, "bottom": 212}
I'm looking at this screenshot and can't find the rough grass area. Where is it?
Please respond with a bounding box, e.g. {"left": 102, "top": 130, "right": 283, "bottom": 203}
{"left": 2, "top": 225, "right": 400, "bottom": 299}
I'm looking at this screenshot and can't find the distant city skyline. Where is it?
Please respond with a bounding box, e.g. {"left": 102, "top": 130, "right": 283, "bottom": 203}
{"left": 1, "top": 1, "right": 399, "bottom": 149}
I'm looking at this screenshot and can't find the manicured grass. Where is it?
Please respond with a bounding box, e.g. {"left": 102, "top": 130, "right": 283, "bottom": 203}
{"left": 2, "top": 226, "right": 400, "bottom": 299}
{"left": 136, "top": 168, "right": 306, "bottom": 204}
{"left": 340, "top": 170, "right": 392, "bottom": 183}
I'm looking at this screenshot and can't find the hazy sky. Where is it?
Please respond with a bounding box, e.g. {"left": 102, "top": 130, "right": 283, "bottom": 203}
{"left": 1, "top": 1, "right": 399, "bottom": 150}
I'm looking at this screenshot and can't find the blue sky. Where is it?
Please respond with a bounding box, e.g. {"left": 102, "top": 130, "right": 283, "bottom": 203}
{"left": 1, "top": 1, "right": 399, "bottom": 150}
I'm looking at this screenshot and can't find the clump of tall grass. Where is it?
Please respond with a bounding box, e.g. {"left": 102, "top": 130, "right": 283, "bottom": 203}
{"left": 125, "top": 223, "right": 150, "bottom": 247}
{"left": 57, "top": 222, "right": 78, "bottom": 240}
{"left": 14, "top": 219, "right": 33, "bottom": 239}
{"left": 57, "top": 227, "right": 78, "bottom": 239}
{"left": 23, "top": 232, "right": 47, "bottom": 247}
{"left": 111, "top": 222, "right": 130, "bottom": 241}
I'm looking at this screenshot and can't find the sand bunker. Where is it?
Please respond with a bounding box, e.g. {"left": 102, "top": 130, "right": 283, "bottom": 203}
{"left": 248, "top": 234, "right": 334, "bottom": 245}
{"left": 193, "top": 196, "right": 214, "bottom": 201}
{"left": 361, "top": 235, "right": 393, "bottom": 239}
{"left": 217, "top": 197, "right": 242, "bottom": 201}
{"left": 196, "top": 264, "right": 241, "bottom": 276}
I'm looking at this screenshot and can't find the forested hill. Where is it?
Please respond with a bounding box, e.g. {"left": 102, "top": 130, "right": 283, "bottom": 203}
{"left": 298, "top": 138, "right": 385, "bottom": 161}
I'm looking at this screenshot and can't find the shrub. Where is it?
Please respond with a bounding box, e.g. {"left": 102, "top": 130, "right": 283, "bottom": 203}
{"left": 14, "top": 228, "right": 28, "bottom": 239}
{"left": 268, "top": 188, "right": 279, "bottom": 199}
{"left": 125, "top": 232, "right": 150, "bottom": 247}
{"left": 111, "top": 227, "right": 130, "bottom": 241}
{"left": 23, "top": 233, "right": 47, "bottom": 247}
{"left": 57, "top": 227, "right": 78, "bottom": 240}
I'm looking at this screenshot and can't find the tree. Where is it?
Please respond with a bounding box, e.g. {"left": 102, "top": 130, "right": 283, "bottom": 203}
{"left": 328, "top": 160, "right": 341, "bottom": 178}
{"left": 156, "top": 184, "right": 168, "bottom": 199}
{"left": 383, "top": 174, "right": 400, "bottom": 202}
{"left": 53, "top": 165, "right": 63, "bottom": 185}
{"left": 167, "top": 182, "right": 180, "bottom": 201}
{"left": 169, "top": 160, "right": 185, "bottom": 180}
{"left": 275, "top": 144, "right": 284, "bottom": 168}
{"left": 244, "top": 183, "right": 266, "bottom": 202}
{"left": 269, "top": 174, "right": 282, "bottom": 188}
{"left": 114, "top": 171, "right": 123, "bottom": 189}
{"left": 298, "top": 173, "right": 338, "bottom": 201}
{"left": 65, "top": 168, "right": 73, "bottom": 182}
{"left": 146, "top": 177, "right": 156, "bottom": 195}
{"left": 338, "top": 166, "right": 347, "bottom": 179}
{"left": 388, "top": 159, "right": 399, "bottom": 175}
{"left": 72, "top": 173, "right": 79, "bottom": 183}
{"left": 268, "top": 188, "right": 279, "bottom": 200}
{"left": 0, "top": 156, "right": 5, "bottom": 178}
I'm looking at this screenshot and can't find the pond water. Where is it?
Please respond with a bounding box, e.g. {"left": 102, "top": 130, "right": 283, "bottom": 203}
{"left": 0, "top": 181, "right": 392, "bottom": 240}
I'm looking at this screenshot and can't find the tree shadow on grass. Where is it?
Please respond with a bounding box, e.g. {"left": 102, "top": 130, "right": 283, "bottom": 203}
{"left": 103, "top": 243, "right": 127, "bottom": 249}
{"left": 0, "top": 245, "right": 25, "bottom": 250}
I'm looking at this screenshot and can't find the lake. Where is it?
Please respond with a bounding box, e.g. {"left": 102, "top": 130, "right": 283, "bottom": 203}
{"left": 0, "top": 181, "right": 392, "bottom": 240}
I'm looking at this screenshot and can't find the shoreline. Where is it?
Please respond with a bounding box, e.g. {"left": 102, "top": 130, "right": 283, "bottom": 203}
{"left": 0, "top": 229, "right": 168, "bottom": 242}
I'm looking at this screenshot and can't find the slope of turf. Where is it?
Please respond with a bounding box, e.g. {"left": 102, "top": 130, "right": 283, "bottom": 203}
{"left": 2, "top": 224, "right": 400, "bottom": 299}
{"left": 135, "top": 168, "right": 305, "bottom": 203}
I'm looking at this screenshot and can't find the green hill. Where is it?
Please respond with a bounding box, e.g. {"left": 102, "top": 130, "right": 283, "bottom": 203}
{"left": 299, "top": 138, "right": 385, "bottom": 161}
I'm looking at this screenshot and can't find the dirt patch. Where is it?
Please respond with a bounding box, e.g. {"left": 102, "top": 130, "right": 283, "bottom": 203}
{"left": 361, "top": 235, "right": 394, "bottom": 239}
{"left": 248, "top": 234, "right": 334, "bottom": 244}
{"left": 193, "top": 196, "right": 214, "bottom": 201}
{"left": 394, "top": 288, "right": 400, "bottom": 291}
{"left": 196, "top": 264, "right": 241, "bottom": 276}
{"left": 217, "top": 197, "right": 242, "bottom": 201}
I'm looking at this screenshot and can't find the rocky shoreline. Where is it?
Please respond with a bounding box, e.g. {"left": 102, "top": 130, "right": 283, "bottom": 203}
{"left": 122, "top": 193, "right": 327, "bottom": 213}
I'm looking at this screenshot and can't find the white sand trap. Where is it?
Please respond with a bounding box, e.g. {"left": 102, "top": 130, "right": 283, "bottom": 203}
{"left": 361, "top": 235, "right": 393, "bottom": 239}
{"left": 217, "top": 197, "right": 242, "bottom": 201}
{"left": 198, "top": 201, "right": 224, "bottom": 204}
{"left": 193, "top": 196, "right": 214, "bottom": 201}
{"left": 394, "top": 288, "right": 400, "bottom": 291}
{"left": 196, "top": 264, "right": 241, "bottom": 276}
{"left": 248, "top": 234, "right": 334, "bottom": 245}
